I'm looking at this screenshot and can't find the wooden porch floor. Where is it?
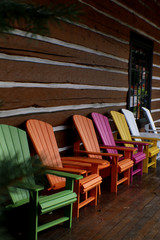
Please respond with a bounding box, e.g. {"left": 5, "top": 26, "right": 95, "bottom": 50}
{"left": 38, "top": 161, "right": 160, "bottom": 240}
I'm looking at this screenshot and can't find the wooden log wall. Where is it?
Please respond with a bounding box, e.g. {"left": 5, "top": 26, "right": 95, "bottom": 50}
{"left": 0, "top": 0, "right": 160, "bottom": 152}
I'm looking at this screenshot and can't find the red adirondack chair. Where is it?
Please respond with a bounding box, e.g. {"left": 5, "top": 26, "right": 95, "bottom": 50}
{"left": 91, "top": 112, "right": 145, "bottom": 183}
{"left": 73, "top": 114, "right": 134, "bottom": 192}
{"left": 26, "top": 119, "right": 108, "bottom": 218}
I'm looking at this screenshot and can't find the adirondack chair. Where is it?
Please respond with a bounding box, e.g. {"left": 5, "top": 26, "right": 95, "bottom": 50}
{"left": 91, "top": 112, "right": 144, "bottom": 183}
{"left": 0, "top": 124, "right": 82, "bottom": 240}
{"left": 111, "top": 111, "right": 159, "bottom": 173}
{"left": 142, "top": 107, "right": 160, "bottom": 134}
{"left": 141, "top": 107, "right": 160, "bottom": 159}
{"left": 72, "top": 114, "right": 134, "bottom": 193}
{"left": 26, "top": 119, "right": 107, "bottom": 218}
{"left": 122, "top": 109, "right": 160, "bottom": 162}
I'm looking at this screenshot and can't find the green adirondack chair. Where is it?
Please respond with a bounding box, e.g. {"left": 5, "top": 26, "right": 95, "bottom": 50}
{"left": 0, "top": 124, "right": 82, "bottom": 240}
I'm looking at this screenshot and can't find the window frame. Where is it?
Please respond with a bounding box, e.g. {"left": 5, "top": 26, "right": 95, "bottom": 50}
{"left": 128, "top": 32, "right": 153, "bottom": 126}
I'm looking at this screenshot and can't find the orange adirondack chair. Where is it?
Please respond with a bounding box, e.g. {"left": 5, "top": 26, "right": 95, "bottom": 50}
{"left": 72, "top": 115, "right": 134, "bottom": 193}
{"left": 26, "top": 119, "right": 107, "bottom": 218}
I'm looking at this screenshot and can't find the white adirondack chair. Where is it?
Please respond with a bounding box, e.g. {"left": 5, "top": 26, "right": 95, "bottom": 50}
{"left": 121, "top": 109, "right": 160, "bottom": 160}
{"left": 142, "top": 107, "right": 160, "bottom": 134}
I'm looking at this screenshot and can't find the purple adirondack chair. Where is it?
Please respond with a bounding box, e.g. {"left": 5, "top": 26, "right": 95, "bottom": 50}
{"left": 91, "top": 112, "right": 146, "bottom": 183}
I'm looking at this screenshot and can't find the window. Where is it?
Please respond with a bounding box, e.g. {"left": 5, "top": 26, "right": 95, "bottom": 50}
{"left": 128, "top": 32, "right": 153, "bottom": 123}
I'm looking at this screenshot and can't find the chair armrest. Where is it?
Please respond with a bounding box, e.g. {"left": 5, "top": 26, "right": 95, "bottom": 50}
{"left": 115, "top": 139, "right": 150, "bottom": 146}
{"left": 100, "top": 145, "right": 136, "bottom": 152}
{"left": 14, "top": 168, "right": 83, "bottom": 192}
{"left": 139, "top": 132, "right": 160, "bottom": 139}
{"left": 155, "top": 128, "right": 160, "bottom": 133}
{"left": 44, "top": 166, "right": 86, "bottom": 175}
{"left": 147, "top": 129, "right": 159, "bottom": 133}
{"left": 73, "top": 149, "right": 122, "bottom": 158}
{"left": 131, "top": 135, "right": 160, "bottom": 141}
{"left": 144, "top": 124, "right": 160, "bottom": 133}
{"left": 44, "top": 168, "right": 83, "bottom": 180}
{"left": 62, "top": 160, "right": 92, "bottom": 171}
{"left": 73, "top": 150, "right": 119, "bottom": 166}
{"left": 61, "top": 156, "right": 108, "bottom": 166}
{"left": 14, "top": 182, "right": 44, "bottom": 192}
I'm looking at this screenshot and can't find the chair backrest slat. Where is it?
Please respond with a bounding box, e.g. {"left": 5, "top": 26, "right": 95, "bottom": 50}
{"left": 142, "top": 107, "right": 158, "bottom": 134}
{"left": 26, "top": 120, "right": 65, "bottom": 189}
{"left": 91, "top": 112, "right": 118, "bottom": 158}
{"left": 73, "top": 115, "right": 102, "bottom": 159}
{"left": 0, "top": 125, "right": 31, "bottom": 204}
{"left": 121, "top": 109, "right": 141, "bottom": 142}
{"left": 110, "top": 111, "right": 134, "bottom": 148}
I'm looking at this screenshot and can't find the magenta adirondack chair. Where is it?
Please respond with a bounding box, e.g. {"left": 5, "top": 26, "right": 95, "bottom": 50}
{"left": 91, "top": 112, "right": 146, "bottom": 183}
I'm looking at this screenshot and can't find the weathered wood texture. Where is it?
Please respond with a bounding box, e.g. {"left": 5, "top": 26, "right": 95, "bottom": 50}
{"left": 0, "top": 88, "right": 126, "bottom": 109}
{"left": 0, "top": 0, "right": 160, "bottom": 151}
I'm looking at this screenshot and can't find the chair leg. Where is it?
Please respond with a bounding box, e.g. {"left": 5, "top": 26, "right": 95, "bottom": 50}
{"left": 90, "top": 186, "right": 98, "bottom": 206}
{"left": 72, "top": 180, "right": 80, "bottom": 218}
{"left": 124, "top": 169, "right": 130, "bottom": 185}
{"left": 98, "top": 185, "right": 101, "bottom": 196}
{"left": 143, "top": 157, "right": 149, "bottom": 173}
{"left": 143, "top": 147, "right": 149, "bottom": 173}
{"left": 29, "top": 191, "right": 38, "bottom": 240}
{"left": 111, "top": 164, "right": 118, "bottom": 193}
{"left": 130, "top": 167, "right": 133, "bottom": 183}
{"left": 83, "top": 192, "right": 88, "bottom": 201}
{"left": 137, "top": 161, "right": 143, "bottom": 176}
{"left": 151, "top": 156, "right": 157, "bottom": 169}
{"left": 64, "top": 204, "right": 73, "bottom": 228}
